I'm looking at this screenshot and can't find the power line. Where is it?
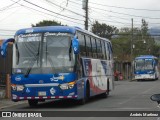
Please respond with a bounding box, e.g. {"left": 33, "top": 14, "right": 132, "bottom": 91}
{"left": 90, "top": 10, "right": 140, "bottom": 25}
{"left": 0, "top": 34, "right": 14, "bottom": 36}
{"left": 0, "top": 0, "right": 21, "bottom": 11}
{"left": 49, "top": 0, "right": 160, "bottom": 26}
{"left": 0, "top": 7, "right": 21, "bottom": 22}
{"left": 90, "top": 17, "right": 131, "bottom": 25}
{"left": 44, "top": 0, "right": 84, "bottom": 17}
{"left": 0, "top": 29, "right": 16, "bottom": 31}
{"left": 22, "top": 0, "right": 84, "bottom": 22}
{"left": 68, "top": 0, "right": 140, "bottom": 25}
{"left": 67, "top": 0, "right": 133, "bottom": 26}
{"left": 67, "top": 0, "right": 83, "bottom": 11}
{"left": 89, "top": 1, "right": 160, "bottom": 12}
{"left": 90, "top": 6, "right": 160, "bottom": 20}
{"left": 69, "top": 0, "right": 160, "bottom": 20}
{"left": 112, "top": 33, "right": 160, "bottom": 36}
{"left": 90, "top": 8, "right": 139, "bottom": 22}
{"left": 54, "top": 0, "right": 145, "bottom": 26}
{"left": 73, "top": 0, "right": 160, "bottom": 12}
{"left": 11, "top": 0, "right": 84, "bottom": 25}
{"left": 90, "top": 8, "right": 160, "bottom": 25}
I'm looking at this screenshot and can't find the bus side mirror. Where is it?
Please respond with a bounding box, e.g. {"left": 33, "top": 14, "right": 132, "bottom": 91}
{"left": 72, "top": 36, "right": 79, "bottom": 54}
{"left": 1, "top": 38, "right": 14, "bottom": 57}
{"left": 150, "top": 94, "right": 160, "bottom": 104}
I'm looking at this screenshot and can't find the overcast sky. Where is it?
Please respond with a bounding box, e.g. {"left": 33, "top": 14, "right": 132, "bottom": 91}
{"left": 0, "top": 0, "right": 160, "bottom": 39}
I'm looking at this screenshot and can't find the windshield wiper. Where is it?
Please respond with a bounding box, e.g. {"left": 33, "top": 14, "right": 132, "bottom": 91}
{"left": 69, "top": 40, "right": 72, "bottom": 61}
{"left": 24, "top": 42, "right": 40, "bottom": 78}
{"left": 15, "top": 43, "right": 19, "bottom": 65}
{"left": 24, "top": 51, "right": 40, "bottom": 78}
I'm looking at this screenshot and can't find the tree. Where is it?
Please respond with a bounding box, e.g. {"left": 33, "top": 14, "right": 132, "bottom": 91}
{"left": 112, "top": 27, "right": 133, "bottom": 62}
{"left": 141, "top": 19, "right": 148, "bottom": 37}
{"left": 91, "top": 21, "right": 118, "bottom": 39}
{"left": 31, "top": 20, "right": 63, "bottom": 27}
{"left": 112, "top": 19, "right": 160, "bottom": 62}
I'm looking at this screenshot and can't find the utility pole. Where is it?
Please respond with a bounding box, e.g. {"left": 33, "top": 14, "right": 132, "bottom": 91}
{"left": 82, "top": 0, "right": 88, "bottom": 30}
{"left": 130, "top": 18, "right": 133, "bottom": 81}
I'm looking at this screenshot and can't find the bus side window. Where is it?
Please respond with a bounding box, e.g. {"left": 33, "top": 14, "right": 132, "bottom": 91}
{"left": 101, "top": 40, "right": 106, "bottom": 60}
{"left": 99, "top": 40, "right": 104, "bottom": 59}
{"left": 85, "top": 35, "right": 92, "bottom": 57}
{"left": 97, "top": 39, "right": 102, "bottom": 59}
{"left": 90, "top": 37, "right": 93, "bottom": 57}
{"left": 105, "top": 42, "right": 109, "bottom": 60}
{"left": 77, "top": 32, "right": 86, "bottom": 57}
{"left": 108, "top": 42, "right": 113, "bottom": 59}
{"left": 84, "top": 35, "right": 87, "bottom": 56}
{"left": 92, "top": 38, "right": 97, "bottom": 58}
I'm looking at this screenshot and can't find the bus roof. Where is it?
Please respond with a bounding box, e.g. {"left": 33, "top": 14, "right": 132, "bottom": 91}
{"left": 15, "top": 26, "right": 110, "bottom": 42}
{"left": 135, "top": 55, "right": 157, "bottom": 59}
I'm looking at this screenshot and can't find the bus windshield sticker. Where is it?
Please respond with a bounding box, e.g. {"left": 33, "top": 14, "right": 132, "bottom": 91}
{"left": 25, "top": 29, "right": 33, "bottom": 33}
{"left": 18, "top": 34, "right": 41, "bottom": 42}
{"left": 50, "top": 87, "right": 56, "bottom": 95}
{"left": 44, "top": 32, "right": 69, "bottom": 36}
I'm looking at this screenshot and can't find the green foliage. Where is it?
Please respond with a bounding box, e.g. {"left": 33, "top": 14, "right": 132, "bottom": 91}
{"left": 112, "top": 19, "right": 160, "bottom": 62}
{"left": 31, "top": 20, "right": 63, "bottom": 27}
{"left": 91, "top": 20, "right": 118, "bottom": 39}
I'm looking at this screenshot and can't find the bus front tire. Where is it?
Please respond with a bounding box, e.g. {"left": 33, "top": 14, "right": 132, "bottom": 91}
{"left": 100, "top": 90, "right": 109, "bottom": 98}
{"left": 28, "top": 100, "right": 38, "bottom": 107}
{"left": 78, "top": 82, "right": 90, "bottom": 105}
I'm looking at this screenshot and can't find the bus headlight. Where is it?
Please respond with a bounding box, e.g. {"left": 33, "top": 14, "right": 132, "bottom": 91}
{"left": 60, "top": 81, "right": 75, "bottom": 90}
{"left": 11, "top": 84, "right": 17, "bottom": 91}
{"left": 68, "top": 82, "right": 75, "bottom": 89}
{"left": 60, "top": 84, "right": 69, "bottom": 90}
{"left": 11, "top": 84, "right": 24, "bottom": 91}
{"left": 68, "top": 84, "right": 74, "bottom": 89}
{"left": 16, "top": 85, "right": 24, "bottom": 91}
{"left": 150, "top": 74, "right": 154, "bottom": 77}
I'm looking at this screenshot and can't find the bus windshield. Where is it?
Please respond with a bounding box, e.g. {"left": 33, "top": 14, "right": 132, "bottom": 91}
{"left": 12, "top": 32, "right": 75, "bottom": 74}
{"left": 135, "top": 59, "right": 154, "bottom": 71}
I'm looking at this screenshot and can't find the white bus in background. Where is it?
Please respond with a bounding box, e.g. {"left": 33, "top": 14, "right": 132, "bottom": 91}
{"left": 134, "top": 55, "right": 159, "bottom": 81}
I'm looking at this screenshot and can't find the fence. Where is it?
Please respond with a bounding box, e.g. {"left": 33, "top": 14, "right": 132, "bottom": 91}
{"left": 0, "top": 42, "right": 12, "bottom": 87}
{"left": 114, "top": 61, "right": 131, "bottom": 80}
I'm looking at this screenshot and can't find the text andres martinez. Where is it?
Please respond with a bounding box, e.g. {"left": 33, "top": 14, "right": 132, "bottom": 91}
{"left": 130, "top": 113, "right": 158, "bottom": 117}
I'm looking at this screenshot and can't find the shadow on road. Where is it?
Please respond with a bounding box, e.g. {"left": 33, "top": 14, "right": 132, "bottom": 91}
{"left": 137, "top": 79, "right": 159, "bottom": 82}
{"left": 22, "top": 95, "right": 108, "bottom": 109}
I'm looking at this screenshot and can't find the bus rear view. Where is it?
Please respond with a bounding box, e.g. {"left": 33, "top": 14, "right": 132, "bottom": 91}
{"left": 134, "top": 55, "right": 159, "bottom": 81}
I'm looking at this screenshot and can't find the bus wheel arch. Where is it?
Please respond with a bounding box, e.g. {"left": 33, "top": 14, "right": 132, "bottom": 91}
{"left": 107, "top": 78, "right": 110, "bottom": 95}
{"left": 99, "top": 78, "right": 110, "bottom": 98}
{"left": 86, "top": 80, "right": 90, "bottom": 100}
{"left": 78, "top": 79, "right": 90, "bottom": 105}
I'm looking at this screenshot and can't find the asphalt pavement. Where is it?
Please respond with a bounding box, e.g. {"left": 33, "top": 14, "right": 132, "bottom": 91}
{"left": 0, "top": 98, "right": 27, "bottom": 110}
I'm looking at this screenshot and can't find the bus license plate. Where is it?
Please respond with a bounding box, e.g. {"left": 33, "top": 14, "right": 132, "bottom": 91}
{"left": 38, "top": 91, "right": 46, "bottom": 96}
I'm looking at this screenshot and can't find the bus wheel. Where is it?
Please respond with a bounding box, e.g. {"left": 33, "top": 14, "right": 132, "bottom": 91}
{"left": 100, "top": 91, "right": 108, "bottom": 98}
{"left": 28, "top": 100, "right": 38, "bottom": 107}
{"left": 78, "top": 82, "right": 90, "bottom": 105}
{"left": 99, "top": 79, "right": 109, "bottom": 98}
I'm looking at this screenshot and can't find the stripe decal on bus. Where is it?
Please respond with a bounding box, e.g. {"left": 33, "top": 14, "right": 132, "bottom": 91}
{"left": 12, "top": 95, "right": 78, "bottom": 100}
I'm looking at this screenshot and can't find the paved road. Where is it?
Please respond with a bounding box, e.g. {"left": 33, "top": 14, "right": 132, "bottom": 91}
{"left": 1, "top": 80, "right": 160, "bottom": 120}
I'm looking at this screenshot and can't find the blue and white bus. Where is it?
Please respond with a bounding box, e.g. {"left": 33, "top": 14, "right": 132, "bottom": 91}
{"left": 2, "top": 26, "right": 114, "bottom": 106}
{"left": 134, "top": 55, "right": 159, "bottom": 81}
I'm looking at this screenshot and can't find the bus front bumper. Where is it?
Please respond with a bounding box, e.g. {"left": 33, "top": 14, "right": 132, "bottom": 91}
{"left": 134, "top": 74, "right": 155, "bottom": 80}
{"left": 12, "top": 95, "right": 78, "bottom": 101}
{"left": 11, "top": 83, "right": 78, "bottom": 101}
